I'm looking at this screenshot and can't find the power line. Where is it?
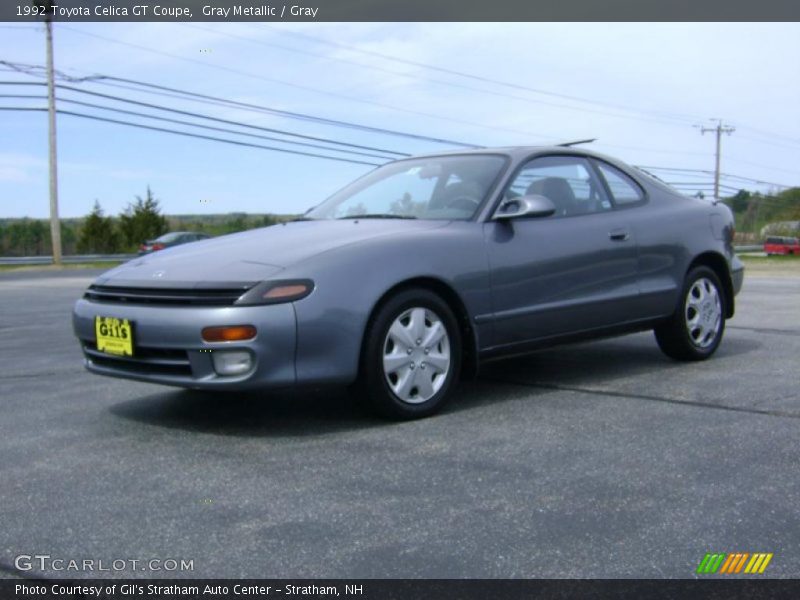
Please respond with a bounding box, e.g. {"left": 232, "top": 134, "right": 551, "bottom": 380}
{"left": 2, "top": 85, "right": 792, "bottom": 192}
{"left": 736, "top": 133, "right": 800, "bottom": 152}
{"left": 56, "top": 26, "right": 551, "bottom": 144}
{"left": 262, "top": 25, "right": 703, "bottom": 126}
{"left": 638, "top": 166, "right": 792, "bottom": 189}
{"left": 0, "top": 79, "right": 412, "bottom": 158}
{"left": 738, "top": 125, "right": 800, "bottom": 146}
{"left": 0, "top": 61, "right": 466, "bottom": 151}
{"left": 57, "top": 110, "right": 383, "bottom": 166}
{"left": 0, "top": 105, "right": 383, "bottom": 167}
{"left": 83, "top": 77, "right": 474, "bottom": 148}
{"left": 1, "top": 58, "right": 481, "bottom": 149}
{"left": 0, "top": 93, "right": 400, "bottom": 161}
{"left": 723, "top": 155, "right": 800, "bottom": 178}
{"left": 184, "top": 23, "right": 699, "bottom": 129}
{"left": 80, "top": 72, "right": 739, "bottom": 160}
{"left": 52, "top": 88, "right": 402, "bottom": 160}
{"left": 0, "top": 59, "right": 725, "bottom": 160}
{"left": 263, "top": 25, "right": 800, "bottom": 150}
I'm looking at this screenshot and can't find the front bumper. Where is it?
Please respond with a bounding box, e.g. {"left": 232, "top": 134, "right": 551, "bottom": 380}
{"left": 72, "top": 299, "right": 297, "bottom": 390}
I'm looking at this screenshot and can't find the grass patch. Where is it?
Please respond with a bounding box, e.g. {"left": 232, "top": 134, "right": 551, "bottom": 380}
{"left": 739, "top": 254, "right": 800, "bottom": 262}
{"left": 739, "top": 253, "right": 799, "bottom": 277}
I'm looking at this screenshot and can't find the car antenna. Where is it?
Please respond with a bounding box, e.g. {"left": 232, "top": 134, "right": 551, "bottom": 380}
{"left": 557, "top": 138, "right": 597, "bottom": 147}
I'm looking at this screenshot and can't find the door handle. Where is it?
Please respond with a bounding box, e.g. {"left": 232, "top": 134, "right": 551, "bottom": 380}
{"left": 609, "top": 229, "right": 630, "bottom": 242}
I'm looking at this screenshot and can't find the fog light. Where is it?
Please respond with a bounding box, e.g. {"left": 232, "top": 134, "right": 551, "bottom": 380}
{"left": 212, "top": 350, "right": 253, "bottom": 376}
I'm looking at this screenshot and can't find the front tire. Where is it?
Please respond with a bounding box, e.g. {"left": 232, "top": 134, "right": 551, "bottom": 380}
{"left": 358, "top": 288, "right": 462, "bottom": 420}
{"left": 654, "top": 266, "right": 726, "bottom": 361}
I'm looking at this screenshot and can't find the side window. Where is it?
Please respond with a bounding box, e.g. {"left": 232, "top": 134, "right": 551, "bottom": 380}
{"left": 505, "top": 155, "right": 612, "bottom": 217}
{"left": 595, "top": 161, "right": 645, "bottom": 206}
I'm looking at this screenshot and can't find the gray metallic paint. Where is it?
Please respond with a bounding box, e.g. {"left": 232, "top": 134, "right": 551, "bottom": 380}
{"left": 72, "top": 147, "right": 743, "bottom": 390}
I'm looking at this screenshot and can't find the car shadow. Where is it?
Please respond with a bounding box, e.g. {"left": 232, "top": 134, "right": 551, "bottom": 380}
{"left": 475, "top": 331, "right": 761, "bottom": 391}
{"left": 108, "top": 386, "right": 388, "bottom": 437}
{"left": 109, "top": 332, "right": 762, "bottom": 434}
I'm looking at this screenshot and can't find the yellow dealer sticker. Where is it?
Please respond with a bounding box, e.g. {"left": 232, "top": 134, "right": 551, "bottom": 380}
{"left": 95, "top": 316, "right": 134, "bottom": 356}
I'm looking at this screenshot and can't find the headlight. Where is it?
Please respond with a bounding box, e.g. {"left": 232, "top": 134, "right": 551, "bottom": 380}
{"left": 235, "top": 279, "right": 315, "bottom": 305}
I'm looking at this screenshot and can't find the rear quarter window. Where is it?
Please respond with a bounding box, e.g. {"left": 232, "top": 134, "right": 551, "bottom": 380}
{"left": 595, "top": 161, "right": 646, "bottom": 206}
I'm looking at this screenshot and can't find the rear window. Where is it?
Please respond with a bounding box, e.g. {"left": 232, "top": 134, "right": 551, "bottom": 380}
{"left": 155, "top": 232, "right": 183, "bottom": 243}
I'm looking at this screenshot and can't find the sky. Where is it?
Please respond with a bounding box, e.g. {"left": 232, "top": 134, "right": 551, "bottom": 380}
{"left": 0, "top": 22, "right": 799, "bottom": 218}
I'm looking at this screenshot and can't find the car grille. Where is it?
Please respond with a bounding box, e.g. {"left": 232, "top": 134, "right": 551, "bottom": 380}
{"left": 84, "top": 284, "right": 253, "bottom": 307}
{"left": 82, "top": 341, "right": 193, "bottom": 377}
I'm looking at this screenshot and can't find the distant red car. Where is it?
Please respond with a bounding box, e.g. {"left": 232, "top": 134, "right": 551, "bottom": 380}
{"left": 138, "top": 231, "right": 211, "bottom": 255}
{"left": 764, "top": 236, "right": 800, "bottom": 255}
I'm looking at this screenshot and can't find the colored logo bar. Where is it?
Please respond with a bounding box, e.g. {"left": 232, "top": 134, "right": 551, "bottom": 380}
{"left": 696, "top": 553, "right": 773, "bottom": 574}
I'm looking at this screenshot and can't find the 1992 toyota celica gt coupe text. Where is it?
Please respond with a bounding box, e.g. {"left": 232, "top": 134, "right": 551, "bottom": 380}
{"left": 73, "top": 147, "right": 744, "bottom": 419}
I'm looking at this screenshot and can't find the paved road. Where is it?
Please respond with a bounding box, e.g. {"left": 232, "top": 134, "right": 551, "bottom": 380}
{"left": 1, "top": 270, "right": 798, "bottom": 579}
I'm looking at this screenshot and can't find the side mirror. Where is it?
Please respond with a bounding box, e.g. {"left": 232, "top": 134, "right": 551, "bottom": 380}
{"left": 494, "top": 195, "right": 556, "bottom": 220}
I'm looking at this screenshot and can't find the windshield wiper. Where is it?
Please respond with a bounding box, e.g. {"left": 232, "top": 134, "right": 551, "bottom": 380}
{"left": 337, "top": 214, "right": 417, "bottom": 220}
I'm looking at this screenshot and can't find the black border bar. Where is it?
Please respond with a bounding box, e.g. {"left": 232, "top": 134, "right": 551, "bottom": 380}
{"left": 2, "top": 0, "right": 799, "bottom": 22}
{"left": 4, "top": 579, "right": 800, "bottom": 600}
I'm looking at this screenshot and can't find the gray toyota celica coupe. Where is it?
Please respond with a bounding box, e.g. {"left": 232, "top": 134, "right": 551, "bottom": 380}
{"left": 73, "top": 146, "right": 744, "bottom": 419}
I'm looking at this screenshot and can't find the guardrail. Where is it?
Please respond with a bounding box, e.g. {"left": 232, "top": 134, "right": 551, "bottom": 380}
{"left": 0, "top": 254, "right": 136, "bottom": 266}
{"left": 0, "top": 246, "right": 766, "bottom": 266}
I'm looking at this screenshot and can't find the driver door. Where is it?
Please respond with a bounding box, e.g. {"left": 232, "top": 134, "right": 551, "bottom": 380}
{"left": 483, "top": 155, "right": 642, "bottom": 349}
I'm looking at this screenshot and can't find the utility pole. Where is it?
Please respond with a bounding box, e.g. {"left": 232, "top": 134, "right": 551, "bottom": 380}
{"left": 43, "top": 4, "right": 62, "bottom": 264}
{"left": 698, "top": 119, "right": 735, "bottom": 200}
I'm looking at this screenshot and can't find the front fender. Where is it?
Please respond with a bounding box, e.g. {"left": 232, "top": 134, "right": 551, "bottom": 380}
{"left": 286, "top": 222, "right": 490, "bottom": 385}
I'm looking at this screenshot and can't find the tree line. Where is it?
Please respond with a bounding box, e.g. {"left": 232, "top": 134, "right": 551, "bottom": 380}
{"left": 5, "top": 185, "right": 796, "bottom": 256}
{"left": 0, "top": 187, "right": 286, "bottom": 257}
{"left": 722, "top": 187, "right": 800, "bottom": 240}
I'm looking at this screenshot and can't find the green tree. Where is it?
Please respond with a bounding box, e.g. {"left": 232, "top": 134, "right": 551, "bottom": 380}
{"left": 119, "top": 186, "right": 168, "bottom": 249}
{"left": 7, "top": 219, "right": 37, "bottom": 255}
{"left": 223, "top": 213, "right": 247, "bottom": 234}
{"left": 726, "top": 190, "right": 751, "bottom": 214}
{"left": 78, "top": 201, "right": 119, "bottom": 253}
{"left": 29, "top": 219, "right": 47, "bottom": 255}
{"left": 61, "top": 221, "right": 78, "bottom": 255}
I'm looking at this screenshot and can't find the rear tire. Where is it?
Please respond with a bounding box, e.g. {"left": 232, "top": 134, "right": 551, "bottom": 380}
{"left": 357, "top": 288, "right": 462, "bottom": 420}
{"left": 654, "top": 266, "right": 726, "bottom": 361}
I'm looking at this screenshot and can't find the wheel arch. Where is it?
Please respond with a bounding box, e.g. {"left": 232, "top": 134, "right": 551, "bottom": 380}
{"left": 687, "top": 251, "right": 735, "bottom": 318}
{"left": 360, "top": 277, "right": 479, "bottom": 381}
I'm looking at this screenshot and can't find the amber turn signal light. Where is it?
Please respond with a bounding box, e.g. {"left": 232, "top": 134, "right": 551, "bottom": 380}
{"left": 201, "top": 325, "right": 257, "bottom": 342}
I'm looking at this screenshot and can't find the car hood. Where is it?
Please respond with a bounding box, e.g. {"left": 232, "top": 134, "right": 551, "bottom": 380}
{"left": 97, "top": 219, "right": 447, "bottom": 286}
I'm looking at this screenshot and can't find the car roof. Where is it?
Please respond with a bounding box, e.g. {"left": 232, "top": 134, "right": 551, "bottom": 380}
{"left": 403, "top": 145, "right": 627, "bottom": 164}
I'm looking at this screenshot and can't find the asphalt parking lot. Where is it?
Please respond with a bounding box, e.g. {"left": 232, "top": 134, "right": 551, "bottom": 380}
{"left": 1, "top": 267, "right": 798, "bottom": 579}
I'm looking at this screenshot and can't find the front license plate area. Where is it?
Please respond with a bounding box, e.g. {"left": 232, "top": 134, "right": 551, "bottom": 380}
{"left": 95, "top": 316, "right": 134, "bottom": 356}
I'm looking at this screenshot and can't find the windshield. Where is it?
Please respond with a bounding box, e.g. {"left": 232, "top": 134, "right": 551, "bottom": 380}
{"left": 307, "top": 154, "right": 507, "bottom": 220}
